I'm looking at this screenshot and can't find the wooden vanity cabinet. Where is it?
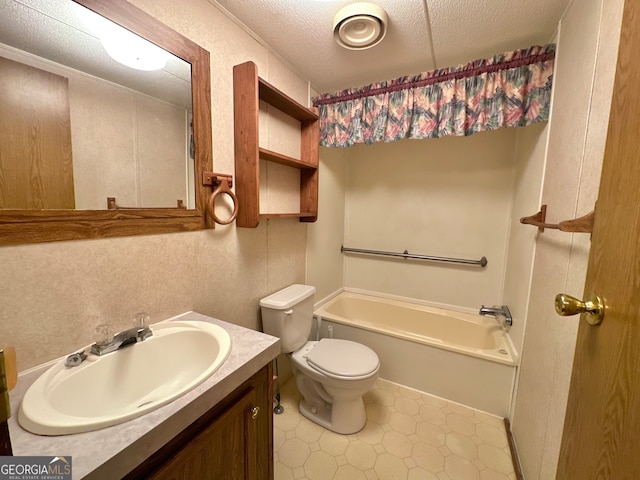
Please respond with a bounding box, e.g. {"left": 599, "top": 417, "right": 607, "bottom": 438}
{"left": 125, "top": 364, "right": 273, "bottom": 480}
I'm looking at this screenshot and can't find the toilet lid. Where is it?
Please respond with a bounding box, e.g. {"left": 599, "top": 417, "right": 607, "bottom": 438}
{"left": 306, "top": 338, "right": 379, "bottom": 378}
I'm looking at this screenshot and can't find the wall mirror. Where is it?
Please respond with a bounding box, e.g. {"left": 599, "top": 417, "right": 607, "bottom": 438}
{"left": 0, "top": 0, "right": 213, "bottom": 245}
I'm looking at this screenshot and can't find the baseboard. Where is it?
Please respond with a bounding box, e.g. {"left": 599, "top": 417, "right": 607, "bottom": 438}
{"left": 504, "top": 418, "right": 524, "bottom": 480}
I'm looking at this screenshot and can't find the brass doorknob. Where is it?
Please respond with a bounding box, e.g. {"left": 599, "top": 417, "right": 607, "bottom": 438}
{"left": 251, "top": 406, "right": 260, "bottom": 420}
{"left": 554, "top": 292, "right": 605, "bottom": 325}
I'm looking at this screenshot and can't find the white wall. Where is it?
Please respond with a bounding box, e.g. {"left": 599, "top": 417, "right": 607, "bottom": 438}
{"left": 260, "top": 103, "right": 303, "bottom": 215}
{"left": 503, "top": 122, "right": 549, "bottom": 356}
{"left": 511, "top": 0, "right": 624, "bottom": 478}
{"left": 306, "top": 147, "right": 347, "bottom": 303}
{"left": 0, "top": 0, "right": 311, "bottom": 372}
{"left": 343, "top": 129, "right": 517, "bottom": 309}
{"left": 71, "top": 77, "right": 188, "bottom": 209}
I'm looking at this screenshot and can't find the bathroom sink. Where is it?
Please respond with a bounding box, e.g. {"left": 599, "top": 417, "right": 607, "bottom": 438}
{"left": 19, "top": 320, "right": 231, "bottom": 435}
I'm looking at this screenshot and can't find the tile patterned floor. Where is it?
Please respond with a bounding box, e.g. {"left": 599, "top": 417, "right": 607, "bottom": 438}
{"left": 274, "top": 377, "right": 516, "bottom": 480}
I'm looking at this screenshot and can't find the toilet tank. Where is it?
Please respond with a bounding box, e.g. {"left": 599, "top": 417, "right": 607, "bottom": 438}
{"left": 259, "top": 284, "right": 315, "bottom": 353}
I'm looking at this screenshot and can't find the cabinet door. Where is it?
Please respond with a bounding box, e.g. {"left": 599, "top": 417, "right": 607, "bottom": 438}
{"left": 148, "top": 388, "right": 259, "bottom": 480}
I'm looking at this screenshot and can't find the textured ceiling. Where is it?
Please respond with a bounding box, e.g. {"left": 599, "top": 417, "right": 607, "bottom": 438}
{"left": 1, "top": 0, "right": 570, "bottom": 101}
{"left": 0, "top": 0, "right": 192, "bottom": 108}
{"left": 211, "top": 0, "right": 570, "bottom": 94}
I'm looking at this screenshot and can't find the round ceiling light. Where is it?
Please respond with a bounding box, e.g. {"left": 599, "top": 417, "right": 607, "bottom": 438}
{"left": 333, "top": 3, "right": 388, "bottom": 50}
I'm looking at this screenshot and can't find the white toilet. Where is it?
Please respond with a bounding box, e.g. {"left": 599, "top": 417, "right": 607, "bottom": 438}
{"left": 260, "top": 284, "right": 380, "bottom": 434}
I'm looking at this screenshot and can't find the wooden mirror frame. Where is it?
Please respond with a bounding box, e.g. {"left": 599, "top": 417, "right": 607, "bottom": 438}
{"left": 0, "top": 0, "right": 213, "bottom": 246}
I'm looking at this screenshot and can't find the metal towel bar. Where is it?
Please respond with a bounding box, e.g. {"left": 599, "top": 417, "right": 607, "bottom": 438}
{"left": 340, "top": 246, "right": 487, "bottom": 267}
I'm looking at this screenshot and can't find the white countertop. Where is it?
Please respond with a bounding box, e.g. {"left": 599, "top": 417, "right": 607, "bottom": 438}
{"left": 8, "top": 311, "right": 281, "bottom": 479}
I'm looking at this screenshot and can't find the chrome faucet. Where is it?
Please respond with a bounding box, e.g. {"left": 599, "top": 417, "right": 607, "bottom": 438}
{"left": 65, "top": 314, "right": 153, "bottom": 366}
{"left": 90, "top": 325, "right": 153, "bottom": 356}
{"left": 479, "top": 305, "right": 513, "bottom": 327}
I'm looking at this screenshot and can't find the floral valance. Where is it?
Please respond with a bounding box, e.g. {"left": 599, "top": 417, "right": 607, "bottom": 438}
{"left": 312, "top": 44, "right": 555, "bottom": 148}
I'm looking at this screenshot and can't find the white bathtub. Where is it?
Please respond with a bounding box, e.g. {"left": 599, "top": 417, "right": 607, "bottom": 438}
{"left": 314, "top": 290, "right": 517, "bottom": 417}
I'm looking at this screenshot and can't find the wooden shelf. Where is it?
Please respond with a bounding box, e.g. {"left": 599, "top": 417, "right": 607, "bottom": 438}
{"left": 259, "top": 148, "right": 316, "bottom": 169}
{"left": 234, "top": 61, "right": 319, "bottom": 228}
{"left": 260, "top": 212, "right": 317, "bottom": 219}
{"left": 258, "top": 78, "right": 318, "bottom": 122}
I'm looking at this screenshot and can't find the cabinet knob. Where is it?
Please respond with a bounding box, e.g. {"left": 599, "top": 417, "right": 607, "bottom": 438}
{"left": 251, "top": 406, "right": 260, "bottom": 420}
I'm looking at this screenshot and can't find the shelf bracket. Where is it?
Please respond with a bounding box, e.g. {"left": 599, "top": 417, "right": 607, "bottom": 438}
{"left": 203, "top": 172, "right": 233, "bottom": 188}
{"left": 203, "top": 173, "right": 238, "bottom": 225}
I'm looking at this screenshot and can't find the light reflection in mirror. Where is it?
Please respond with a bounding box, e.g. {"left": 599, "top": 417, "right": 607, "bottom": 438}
{"left": 78, "top": 6, "right": 170, "bottom": 71}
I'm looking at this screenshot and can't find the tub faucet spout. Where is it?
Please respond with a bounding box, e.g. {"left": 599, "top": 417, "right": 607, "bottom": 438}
{"left": 479, "top": 305, "right": 512, "bottom": 327}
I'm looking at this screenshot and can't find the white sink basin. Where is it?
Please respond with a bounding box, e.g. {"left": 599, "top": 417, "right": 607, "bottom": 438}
{"left": 19, "top": 320, "right": 231, "bottom": 435}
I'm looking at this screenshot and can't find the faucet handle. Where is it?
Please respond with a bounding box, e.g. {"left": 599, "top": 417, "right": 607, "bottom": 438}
{"left": 133, "top": 312, "right": 150, "bottom": 329}
{"left": 94, "top": 324, "right": 113, "bottom": 346}
{"left": 65, "top": 350, "right": 87, "bottom": 368}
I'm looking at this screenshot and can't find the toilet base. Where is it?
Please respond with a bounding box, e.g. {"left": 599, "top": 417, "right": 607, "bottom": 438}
{"left": 298, "top": 396, "right": 366, "bottom": 435}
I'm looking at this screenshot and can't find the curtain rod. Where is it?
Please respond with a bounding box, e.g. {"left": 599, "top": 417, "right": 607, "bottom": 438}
{"left": 340, "top": 245, "right": 487, "bottom": 267}
{"left": 314, "top": 46, "right": 555, "bottom": 107}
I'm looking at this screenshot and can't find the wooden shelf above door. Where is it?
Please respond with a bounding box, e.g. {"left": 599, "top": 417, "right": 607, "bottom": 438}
{"left": 233, "top": 61, "right": 319, "bottom": 228}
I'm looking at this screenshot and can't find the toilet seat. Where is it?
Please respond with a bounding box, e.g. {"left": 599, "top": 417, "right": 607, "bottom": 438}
{"left": 304, "top": 338, "right": 379, "bottom": 380}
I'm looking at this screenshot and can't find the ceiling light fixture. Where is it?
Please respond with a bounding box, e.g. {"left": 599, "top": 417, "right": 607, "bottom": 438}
{"left": 333, "top": 2, "right": 388, "bottom": 50}
{"left": 99, "top": 28, "right": 169, "bottom": 72}
{"left": 78, "top": 6, "right": 168, "bottom": 71}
